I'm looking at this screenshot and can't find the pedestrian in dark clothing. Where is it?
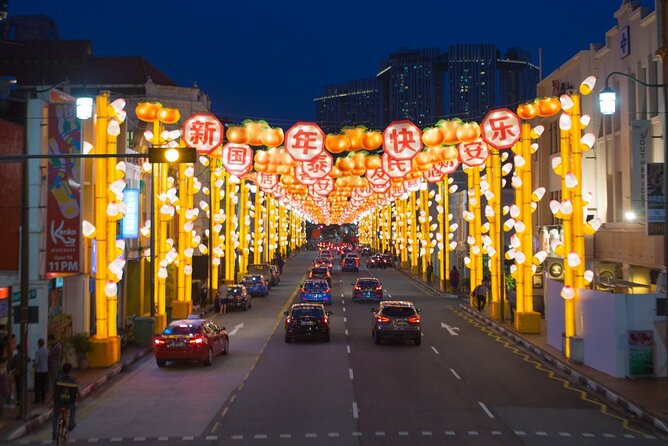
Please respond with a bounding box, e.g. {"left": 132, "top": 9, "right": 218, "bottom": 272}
{"left": 426, "top": 263, "right": 434, "bottom": 285}
{"left": 450, "top": 266, "right": 460, "bottom": 293}
{"left": 0, "top": 359, "right": 9, "bottom": 421}
{"left": 47, "top": 335, "right": 63, "bottom": 395}
{"left": 52, "top": 363, "right": 78, "bottom": 440}
{"left": 0, "top": 324, "right": 7, "bottom": 360}
{"left": 507, "top": 285, "right": 517, "bottom": 321}
{"left": 10, "top": 344, "right": 21, "bottom": 404}
{"left": 33, "top": 338, "right": 48, "bottom": 403}
{"left": 472, "top": 279, "right": 490, "bottom": 312}
{"left": 277, "top": 257, "right": 284, "bottom": 274}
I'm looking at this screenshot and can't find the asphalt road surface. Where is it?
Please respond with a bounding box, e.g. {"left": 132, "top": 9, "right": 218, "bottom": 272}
{"left": 14, "top": 251, "right": 668, "bottom": 445}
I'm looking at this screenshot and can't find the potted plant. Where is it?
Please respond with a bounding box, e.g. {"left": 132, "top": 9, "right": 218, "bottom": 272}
{"left": 68, "top": 333, "right": 93, "bottom": 369}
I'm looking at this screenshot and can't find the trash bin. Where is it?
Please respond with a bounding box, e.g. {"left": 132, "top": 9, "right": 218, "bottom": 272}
{"left": 133, "top": 316, "right": 156, "bottom": 347}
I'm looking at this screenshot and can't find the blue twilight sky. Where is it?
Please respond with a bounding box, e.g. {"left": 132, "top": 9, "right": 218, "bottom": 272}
{"left": 10, "top": 0, "right": 655, "bottom": 125}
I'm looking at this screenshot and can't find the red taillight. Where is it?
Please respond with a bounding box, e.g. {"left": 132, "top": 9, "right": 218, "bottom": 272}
{"left": 376, "top": 315, "right": 391, "bottom": 324}
{"left": 374, "top": 286, "right": 382, "bottom": 291}
{"left": 408, "top": 315, "right": 421, "bottom": 324}
{"left": 188, "top": 336, "right": 205, "bottom": 345}
{"left": 354, "top": 286, "right": 361, "bottom": 290}
{"left": 301, "top": 288, "right": 306, "bottom": 293}
{"left": 153, "top": 338, "right": 165, "bottom": 345}
{"left": 324, "top": 288, "right": 330, "bottom": 293}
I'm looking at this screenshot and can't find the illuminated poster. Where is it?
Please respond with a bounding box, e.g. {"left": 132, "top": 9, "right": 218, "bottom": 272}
{"left": 121, "top": 189, "right": 140, "bottom": 238}
{"left": 46, "top": 103, "right": 81, "bottom": 274}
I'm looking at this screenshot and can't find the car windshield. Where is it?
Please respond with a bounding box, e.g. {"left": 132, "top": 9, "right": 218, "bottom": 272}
{"left": 344, "top": 258, "right": 357, "bottom": 264}
{"left": 163, "top": 324, "right": 200, "bottom": 335}
{"left": 242, "top": 275, "right": 262, "bottom": 283}
{"left": 311, "top": 268, "right": 328, "bottom": 275}
{"left": 358, "top": 280, "right": 379, "bottom": 287}
{"left": 247, "top": 265, "right": 268, "bottom": 273}
{"left": 381, "top": 307, "right": 416, "bottom": 317}
{"left": 228, "top": 287, "right": 244, "bottom": 295}
{"left": 304, "top": 281, "right": 328, "bottom": 291}
{"left": 292, "top": 308, "right": 324, "bottom": 318}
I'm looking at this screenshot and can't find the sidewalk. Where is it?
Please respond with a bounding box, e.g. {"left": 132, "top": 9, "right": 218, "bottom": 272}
{"left": 0, "top": 345, "right": 152, "bottom": 442}
{"left": 398, "top": 268, "right": 668, "bottom": 435}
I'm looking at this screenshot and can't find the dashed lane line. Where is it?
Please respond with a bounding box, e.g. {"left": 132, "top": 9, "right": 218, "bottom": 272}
{"left": 450, "top": 368, "right": 462, "bottom": 380}
{"left": 478, "top": 401, "right": 495, "bottom": 419}
{"left": 431, "top": 346, "right": 439, "bottom": 355}
{"left": 349, "top": 368, "right": 354, "bottom": 380}
{"left": 352, "top": 402, "right": 359, "bottom": 419}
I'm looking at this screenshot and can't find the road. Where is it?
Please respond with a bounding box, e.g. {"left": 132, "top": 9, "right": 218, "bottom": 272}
{"left": 14, "top": 251, "right": 667, "bottom": 445}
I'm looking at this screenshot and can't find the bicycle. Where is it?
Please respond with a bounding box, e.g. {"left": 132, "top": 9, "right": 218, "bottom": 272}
{"left": 55, "top": 406, "right": 70, "bottom": 446}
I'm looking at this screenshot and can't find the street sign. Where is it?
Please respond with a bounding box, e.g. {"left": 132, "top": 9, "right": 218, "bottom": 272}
{"left": 302, "top": 151, "right": 332, "bottom": 179}
{"left": 382, "top": 120, "right": 422, "bottom": 161}
{"left": 294, "top": 164, "right": 317, "bottom": 185}
{"left": 381, "top": 153, "right": 411, "bottom": 178}
{"left": 285, "top": 122, "right": 325, "bottom": 162}
{"left": 182, "top": 113, "right": 224, "bottom": 155}
{"left": 481, "top": 108, "right": 520, "bottom": 149}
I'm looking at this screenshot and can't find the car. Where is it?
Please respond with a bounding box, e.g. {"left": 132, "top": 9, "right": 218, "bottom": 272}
{"left": 352, "top": 277, "right": 383, "bottom": 302}
{"left": 309, "top": 267, "right": 332, "bottom": 286}
{"left": 378, "top": 254, "right": 394, "bottom": 268}
{"left": 314, "top": 257, "right": 333, "bottom": 272}
{"left": 342, "top": 256, "right": 359, "bottom": 272}
{"left": 153, "top": 318, "right": 229, "bottom": 367}
{"left": 240, "top": 274, "right": 270, "bottom": 296}
{"left": 246, "top": 263, "right": 275, "bottom": 287}
{"left": 319, "top": 249, "right": 332, "bottom": 259}
{"left": 366, "top": 255, "right": 381, "bottom": 268}
{"left": 300, "top": 278, "right": 332, "bottom": 304}
{"left": 361, "top": 247, "right": 371, "bottom": 257}
{"left": 371, "top": 301, "right": 421, "bottom": 345}
{"left": 225, "top": 284, "right": 252, "bottom": 311}
{"left": 284, "top": 303, "right": 332, "bottom": 343}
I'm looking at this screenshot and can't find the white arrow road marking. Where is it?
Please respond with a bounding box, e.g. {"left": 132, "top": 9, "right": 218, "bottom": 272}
{"left": 441, "top": 322, "right": 460, "bottom": 336}
{"left": 228, "top": 323, "right": 244, "bottom": 336}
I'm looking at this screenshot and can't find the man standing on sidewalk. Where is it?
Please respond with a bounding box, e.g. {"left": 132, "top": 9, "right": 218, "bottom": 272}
{"left": 32, "top": 339, "right": 48, "bottom": 403}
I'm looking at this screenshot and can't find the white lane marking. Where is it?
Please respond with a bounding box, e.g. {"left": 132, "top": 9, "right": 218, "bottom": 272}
{"left": 254, "top": 434, "right": 267, "bottom": 439}
{"left": 343, "top": 307, "right": 346, "bottom": 312}
{"left": 305, "top": 433, "right": 317, "bottom": 438}
{"left": 157, "top": 437, "right": 169, "bottom": 441}
{"left": 231, "top": 435, "right": 243, "bottom": 440}
{"left": 228, "top": 322, "right": 244, "bottom": 336}
{"left": 450, "top": 368, "right": 462, "bottom": 380}
{"left": 279, "top": 434, "right": 292, "bottom": 439}
{"left": 205, "top": 436, "right": 218, "bottom": 441}
{"left": 182, "top": 437, "right": 195, "bottom": 441}
{"left": 352, "top": 432, "right": 362, "bottom": 436}
{"left": 559, "top": 432, "right": 572, "bottom": 437}
{"left": 422, "top": 431, "right": 432, "bottom": 436}
{"left": 603, "top": 433, "right": 615, "bottom": 438}
{"left": 344, "top": 317, "right": 347, "bottom": 323}
{"left": 349, "top": 368, "right": 354, "bottom": 380}
{"left": 514, "top": 431, "right": 527, "bottom": 436}
{"left": 478, "top": 401, "right": 495, "bottom": 419}
{"left": 328, "top": 433, "right": 340, "bottom": 438}
{"left": 582, "top": 433, "right": 595, "bottom": 438}
{"left": 375, "top": 432, "right": 386, "bottom": 436}
{"left": 467, "top": 431, "right": 479, "bottom": 436}
{"left": 536, "top": 431, "right": 548, "bottom": 436}
{"left": 431, "top": 346, "right": 439, "bottom": 355}
{"left": 445, "top": 431, "right": 455, "bottom": 436}
{"left": 352, "top": 402, "right": 359, "bottom": 419}
{"left": 624, "top": 434, "right": 636, "bottom": 438}
{"left": 342, "top": 300, "right": 345, "bottom": 305}
{"left": 491, "top": 431, "right": 502, "bottom": 436}
{"left": 133, "top": 437, "right": 146, "bottom": 441}
{"left": 347, "top": 345, "right": 351, "bottom": 354}
{"left": 345, "top": 329, "right": 349, "bottom": 336}
{"left": 398, "top": 431, "right": 409, "bottom": 436}
{"left": 441, "top": 322, "right": 460, "bottom": 336}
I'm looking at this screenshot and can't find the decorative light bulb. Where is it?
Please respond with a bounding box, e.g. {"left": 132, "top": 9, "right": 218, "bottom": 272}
{"left": 584, "top": 270, "right": 594, "bottom": 283}
{"left": 514, "top": 221, "right": 526, "bottom": 233}
{"left": 551, "top": 156, "right": 562, "bottom": 175}
{"left": 561, "top": 285, "right": 575, "bottom": 300}
{"left": 82, "top": 220, "right": 96, "bottom": 239}
{"left": 531, "top": 125, "right": 545, "bottom": 137}
{"left": 549, "top": 200, "right": 561, "bottom": 215}
{"left": 105, "top": 281, "right": 118, "bottom": 297}
{"left": 567, "top": 252, "right": 581, "bottom": 267}
{"left": 581, "top": 133, "right": 595, "bottom": 150}
{"left": 514, "top": 155, "right": 526, "bottom": 168}
{"left": 532, "top": 187, "right": 546, "bottom": 202}
{"left": 579, "top": 75, "right": 596, "bottom": 95}
{"left": 107, "top": 119, "right": 121, "bottom": 136}
{"left": 560, "top": 199, "right": 573, "bottom": 215}
{"left": 83, "top": 141, "right": 94, "bottom": 154}
{"left": 580, "top": 114, "right": 591, "bottom": 127}
{"left": 559, "top": 94, "right": 574, "bottom": 111}
{"left": 559, "top": 113, "right": 572, "bottom": 131}
{"left": 533, "top": 250, "right": 547, "bottom": 265}
{"left": 515, "top": 251, "right": 526, "bottom": 264}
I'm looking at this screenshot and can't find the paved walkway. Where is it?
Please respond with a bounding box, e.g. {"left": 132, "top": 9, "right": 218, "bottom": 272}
{"left": 399, "top": 267, "right": 668, "bottom": 435}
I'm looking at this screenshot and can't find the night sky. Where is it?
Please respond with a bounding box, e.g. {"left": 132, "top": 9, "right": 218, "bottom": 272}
{"left": 10, "top": 0, "right": 654, "bottom": 126}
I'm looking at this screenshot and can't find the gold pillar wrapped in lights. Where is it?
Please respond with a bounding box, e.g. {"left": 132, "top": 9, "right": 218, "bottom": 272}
{"left": 278, "top": 205, "right": 287, "bottom": 259}
{"left": 89, "top": 92, "right": 126, "bottom": 367}
{"left": 419, "top": 185, "right": 430, "bottom": 281}
{"left": 400, "top": 198, "right": 409, "bottom": 269}
{"left": 238, "top": 179, "right": 249, "bottom": 275}
{"left": 409, "top": 191, "right": 419, "bottom": 274}
{"left": 487, "top": 148, "right": 503, "bottom": 320}
{"left": 173, "top": 161, "right": 194, "bottom": 319}
{"left": 253, "top": 188, "right": 263, "bottom": 264}
{"left": 224, "top": 172, "right": 236, "bottom": 283}
{"left": 436, "top": 179, "right": 448, "bottom": 291}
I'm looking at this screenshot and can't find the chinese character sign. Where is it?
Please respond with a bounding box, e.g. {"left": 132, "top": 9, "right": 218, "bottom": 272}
{"left": 221, "top": 143, "right": 253, "bottom": 176}
{"left": 294, "top": 164, "right": 317, "bottom": 185}
{"left": 366, "top": 168, "right": 391, "bottom": 186}
{"left": 183, "top": 113, "right": 224, "bottom": 154}
{"left": 424, "top": 163, "right": 445, "bottom": 183}
{"left": 458, "top": 138, "right": 489, "bottom": 167}
{"left": 256, "top": 172, "right": 278, "bottom": 192}
{"left": 382, "top": 120, "right": 422, "bottom": 161}
{"left": 285, "top": 122, "right": 325, "bottom": 162}
{"left": 481, "top": 108, "right": 520, "bottom": 149}
{"left": 302, "top": 151, "right": 332, "bottom": 179}
{"left": 435, "top": 159, "right": 459, "bottom": 175}
{"left": 381, "top": 153, "right": 412, "bottom": 178}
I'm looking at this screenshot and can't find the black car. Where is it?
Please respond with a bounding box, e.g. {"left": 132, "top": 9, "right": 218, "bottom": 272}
{"left": 309, "top": 267, "right": 332, "bottom": 286}
{"left": 225, "top": 284, "right": 251, "bottom": 311}
{"left": 342, "top": 257, "right": 359, "bottom": 272}
{"left": 284, "top": 303, "right": 333, "bottom": 343}
{"left": 352, "top": 277, "right": 383, "bottom": 302}
{"left": 366, "top": 255, "right": 381, "bottom": 268}
{"left": 371, "top": 301, "right": 421, "bottom": 345}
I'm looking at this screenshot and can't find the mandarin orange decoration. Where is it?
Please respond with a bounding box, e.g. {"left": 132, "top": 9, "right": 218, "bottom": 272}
{"left": 455, "top": 122, "right": 481, "bottom": 143}
{"left": 361, "top": 130, "right": 383, "bottom": 150}
{"left": 421, "top": 127, "right": 444, "bottom": 147}
{"left": 437, "top": 119, "right": 462, "bottom": 145}
{"left": 260, "top": 126, "right": 284, "bottom": 147}
{"left": 325, "top": 134, "right": 350, "bottom": 154}
{"left": 516, "top": 102, "right": 540, "bottom": 120}
{"left": 364, "top": 155, "right": 381, "bottom": 170}
{"left": 135, "top": 102, "right": 161, "bottom": 122}
{"left": 157, "top": 107, "right": 180, "bottom": 124}
{"left": 342, "top": 127, "right": 366, "bottom": 151}
{"left": 536, "top": 97, "right": 562, "bottom": 117}
{"left": 243, "top": 120, "right": 269, "bottom": 146}
{"left": 227, "top": 125, "right": 249, "bottom": 144}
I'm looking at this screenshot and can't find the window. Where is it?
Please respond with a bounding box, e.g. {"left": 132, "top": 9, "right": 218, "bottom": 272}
{"left": 381, "top": 307, "right": 416, "bottom": 317}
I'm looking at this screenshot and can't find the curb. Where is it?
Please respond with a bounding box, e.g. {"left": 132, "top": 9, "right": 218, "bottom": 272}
{"left": 5, "top": 347, "right": 152, "bottom": 442}
{"left": 395, "top": 268, "right": 457, "bottom": 298}
{"left": 458, "top": 304, "right": 668, "bottom": 435}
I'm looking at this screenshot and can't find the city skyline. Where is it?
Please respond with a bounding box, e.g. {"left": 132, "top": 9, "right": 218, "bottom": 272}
{"left": 7, "top": 0, "right": 652, "bottom": 125}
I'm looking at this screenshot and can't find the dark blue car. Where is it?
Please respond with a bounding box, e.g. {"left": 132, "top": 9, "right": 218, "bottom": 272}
{"left": 300, "top": 279, "right": 332, "bottom": 305}
{"left": 240, "top": 274, "right": 269, "bottom": 296}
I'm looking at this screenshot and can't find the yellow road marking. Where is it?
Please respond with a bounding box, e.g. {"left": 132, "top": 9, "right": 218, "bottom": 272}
{"left": 452, "top": 308, "right": 645, "bottom": 435}
{"left": 278, "top": 272, "right": 308, "bottom": 317}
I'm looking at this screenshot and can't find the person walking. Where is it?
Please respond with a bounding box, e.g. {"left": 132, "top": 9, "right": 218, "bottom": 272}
{"left": 506, "top": 284, "right": 517, "bottom": 321}
{"left": 47, "top": 334, "right": 63, "bottom": 395}
{"left": 426, "top": 262, "right": 434, "bottom": 285}
{"left": 472, "top": 279, "right": 490, "bottom": 312}
{"left": 219, "top": 285, "right": 228, "bottom": 315}
{"left": 449, "top": 266, "right": 460, "bottom": 293}
{"left": 33, "top": 338, "right": 49, "bottom": 403}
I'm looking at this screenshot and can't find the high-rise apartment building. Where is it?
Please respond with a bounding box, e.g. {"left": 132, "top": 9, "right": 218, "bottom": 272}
{"left": 314, "top": 79, "right": 382, "bottom": 134}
